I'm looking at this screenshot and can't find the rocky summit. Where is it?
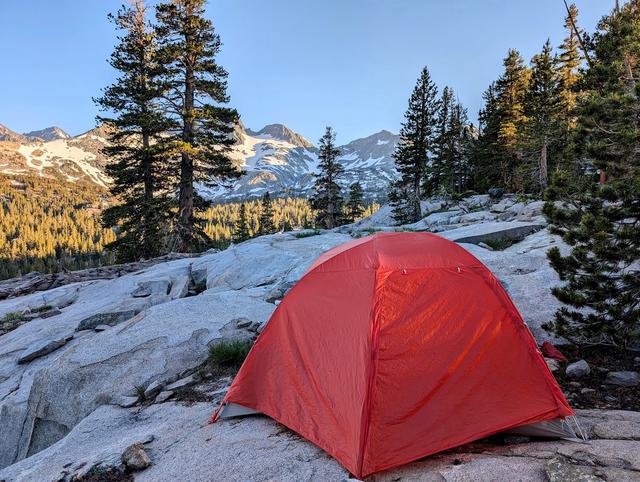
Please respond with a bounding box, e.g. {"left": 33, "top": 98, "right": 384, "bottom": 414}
{"left": 0, "top": 196, "right": 638, "bottom": 481}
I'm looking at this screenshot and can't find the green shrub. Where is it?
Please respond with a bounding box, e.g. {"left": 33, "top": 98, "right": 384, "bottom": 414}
{"left": 2, "top": 312, "right": 24, "bottom": 322}
{"left": 482, "top": 237, "right": 517, "bottom": 251}
{"left": 208, "top": 339, "right": 252, "bottom": 368}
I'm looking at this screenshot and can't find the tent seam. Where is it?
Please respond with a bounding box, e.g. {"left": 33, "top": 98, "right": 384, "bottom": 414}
{"left": 356, "top": 237, "right": 383, "bottom": 477}
{"left": 471, "top": 265, "right": 573, "bottom": 416}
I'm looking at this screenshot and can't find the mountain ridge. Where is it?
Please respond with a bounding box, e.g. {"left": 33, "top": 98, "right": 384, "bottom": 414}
{"left": 23, "top": 126, "right": 71, "bottom": 142}
{"left": 0, "top": 121, "right": 399, "bottom": 200}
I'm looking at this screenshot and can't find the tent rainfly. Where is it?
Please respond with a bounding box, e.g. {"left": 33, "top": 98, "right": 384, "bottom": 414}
{"left": 213, "top": 232, "right": 576, "bottom": 479}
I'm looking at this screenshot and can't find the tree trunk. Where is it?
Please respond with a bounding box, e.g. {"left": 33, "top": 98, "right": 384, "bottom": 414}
{"left": 141, "top": 129, "right": 154, "bottom": 257}
{"left": 326, "top": 160, "right": 335, "bottom": 229}
{"left": 142, "top": 131, "right": 152, "bottom": 202}
{"left": 539, "top": 140, "right": 548, "bottom": 191}
{"left": 412, "top": 174, "right": 422, "bottom": 222}
{"left": 327, "top": 201, "right": 334, "bottom": 229}
{"left": 600, "top": 169, "right": 607, "bottom": 185}
{"left": 177, "top": 38, "right": 196, "bottom": 251}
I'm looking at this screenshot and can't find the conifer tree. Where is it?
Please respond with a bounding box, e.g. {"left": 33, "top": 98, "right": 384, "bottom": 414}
{"left": 522, "top": 40, "right": 563, "bottom": 192}
{"left": 443, "top": 97, "right": 473, "bottom": 193}
{"left": 310, "top": 127, "right": 344, "bottom": 229}
{"left": 96, "top": 0, "right": 172, "bottom": 262}
{"left": 494, "top": 49, "right": 530, "bottom": 191}
{"left": 233, "top": 203, "right": 250, "bottom": 242}
{"left": 345, "top": 182, "right": 365, "bottom": 223}
{"left": 556, "top": 2, "right": 585, "bottom": 173}
{"left": 259, "top": 191, "right": 276, "bottom": 235}
{"left": 543, "top": 2, "right": 640, "bottom": 347}
{"left": 558, "top": 3, "right": 583, "bottom": 124}
{"left": 155, "top": 0, "right": 241, "bottom": 252}
{"left": 429, "top": 86, "right": 453, "bottom": 194}
{"left": 388, "top": 181, "right": 413, "bottom": 226}
{"left": 391, "top": 66, "right": 440, "bottom": 223}
{"left": 471, "top": 83, "right": 504, "bottom": 192}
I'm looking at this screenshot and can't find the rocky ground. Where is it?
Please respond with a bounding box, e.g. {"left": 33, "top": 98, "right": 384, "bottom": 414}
{"left": 0, "top": 194, "right": 638, "bottom": 482}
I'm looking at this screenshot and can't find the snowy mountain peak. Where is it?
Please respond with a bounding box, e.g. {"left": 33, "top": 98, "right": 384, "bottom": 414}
{"left": 0, "top": 120, "right": 398, "bottom": 201}
{"left": 246, "top": 124, "right": 314, "bottom": 149}
{"left": 23, "top": 126, "right": 70, "bottom": 142}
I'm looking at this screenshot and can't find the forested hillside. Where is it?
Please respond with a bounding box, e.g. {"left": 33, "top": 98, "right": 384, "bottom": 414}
{"left": 0, "top": 176, "right": 115, "bottom": 279}
{"left": 0, "top": 175, "right": 378, "bottom": 280}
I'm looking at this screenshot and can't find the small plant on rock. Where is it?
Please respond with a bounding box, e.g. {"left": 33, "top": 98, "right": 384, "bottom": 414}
{"left": 482, "top": 237, "right": 517, "bottom": 251}
{"left": 134, "top": 385, "right": 147, "bottom": 401}
{"left": 207, "top": 339, "right": 252, "bottom": 368}
{"left": 2, "top": 312, "right": 24, "bottom": 322}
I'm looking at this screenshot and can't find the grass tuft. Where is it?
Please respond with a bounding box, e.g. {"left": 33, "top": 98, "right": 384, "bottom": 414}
{"left": 207, "top": 339, "right": 252, "bottom": 368}
{"left": 2, "top": 312, "right": 24, "bottom": 322}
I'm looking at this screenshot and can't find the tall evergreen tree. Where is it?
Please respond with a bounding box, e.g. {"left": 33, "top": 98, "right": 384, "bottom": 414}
{"left": 443, "top": 97, "right": 473, "bottom": 193}
{"left": 96, "top": 0, "right": 171, "bottom": 262}
{"left": 556, "top": 2, "right": 585, "bottom": 173}
{"left": 388, "top": 180, "right": 413, "bottom": 225}
{"left": 429, "top": 86, "right": 453, "bottom": 194}
{"left": 522, "top": 40, "right": 563, "bottom": 192}
{"left": 155, "top": 0, "right": 241, "bottom": 252}
{"left": 471, "top": 83, "right": 504, "bottom": 192}
{"left": 558, "top": 3, "right": 583, "bottom": 125}
{"left": 259, "top": 191, "right": 276, "bottom": 235}
{"left": 391, "top": 66, "right": 440, "bottom": 223}
{"left": 233, "top": 202, "right": 250, "bottom": 242}
{"left": 311, "top": 127, "right": 344, "bottom": 229}
{"left": 495, "top": 49, "right": 530, "bottom": 191}
{"left": 345, "top": 182, "right": 365, "bottom": 223}
{"left": 543, "top": 1, "right": 640, "bottom": 347}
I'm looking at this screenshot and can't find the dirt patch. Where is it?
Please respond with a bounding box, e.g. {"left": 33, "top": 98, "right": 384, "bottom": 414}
{"left": 553, "top": 345, "right": 640, "bottom": 411}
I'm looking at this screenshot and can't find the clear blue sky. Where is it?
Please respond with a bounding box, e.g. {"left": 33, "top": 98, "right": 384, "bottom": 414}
{"left": 0, "top": 1, "right": 610, "bottom": 144}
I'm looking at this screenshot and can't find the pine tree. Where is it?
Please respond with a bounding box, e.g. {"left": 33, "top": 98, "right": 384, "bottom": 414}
{"left": 556, "top": 2, "right": 585, "bottom": 173}
{"left": 259, "top": 191, "right": 276, "bottom": 234}
{"left": 522, "top": 40, "right": 563, "bottom": 192}
{"left": 495, "top": 49, "right": 531, "bottom": 191}
{"left": 233, "top": 203, "right": 250, "bottom": 242}
{"left": 391, "top": 66, "right": 440, "bottom": 223}
{"left": 388, "top": 180, "right": 413, "bottom": 226}
{"left": 543, "top": 2, "right": 640, "bottom": 347}
{"left": 471, "top": 83, "right": 504, "bottom": 192}
{"left": 155, "top": 0, "right": 242, "bottom": 252}
{"left": 429, "top": 86, "right": 453, "bottom": 194}
{"left": 310, "top": 127, "right": 344, "bottom": 229}
{"left": 345, "top": 182, "right": 365, "bottom": 223}
{"left": 96, "top": 0, "right": 171, "bottom": 262}
{"left": 438, "top": 94, "right": 472, "bottom": 194}
{"left": 558, "top": 3, "right": 583, "bottom": 125}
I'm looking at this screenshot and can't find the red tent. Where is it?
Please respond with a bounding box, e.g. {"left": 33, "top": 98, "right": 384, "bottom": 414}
{"left": 214, "top": 232, "right": 573, "bottom": 478}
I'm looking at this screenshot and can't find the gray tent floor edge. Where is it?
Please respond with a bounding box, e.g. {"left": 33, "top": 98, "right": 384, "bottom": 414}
{"left": 219, "top": 404, "right": 584, "bottom": 442}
